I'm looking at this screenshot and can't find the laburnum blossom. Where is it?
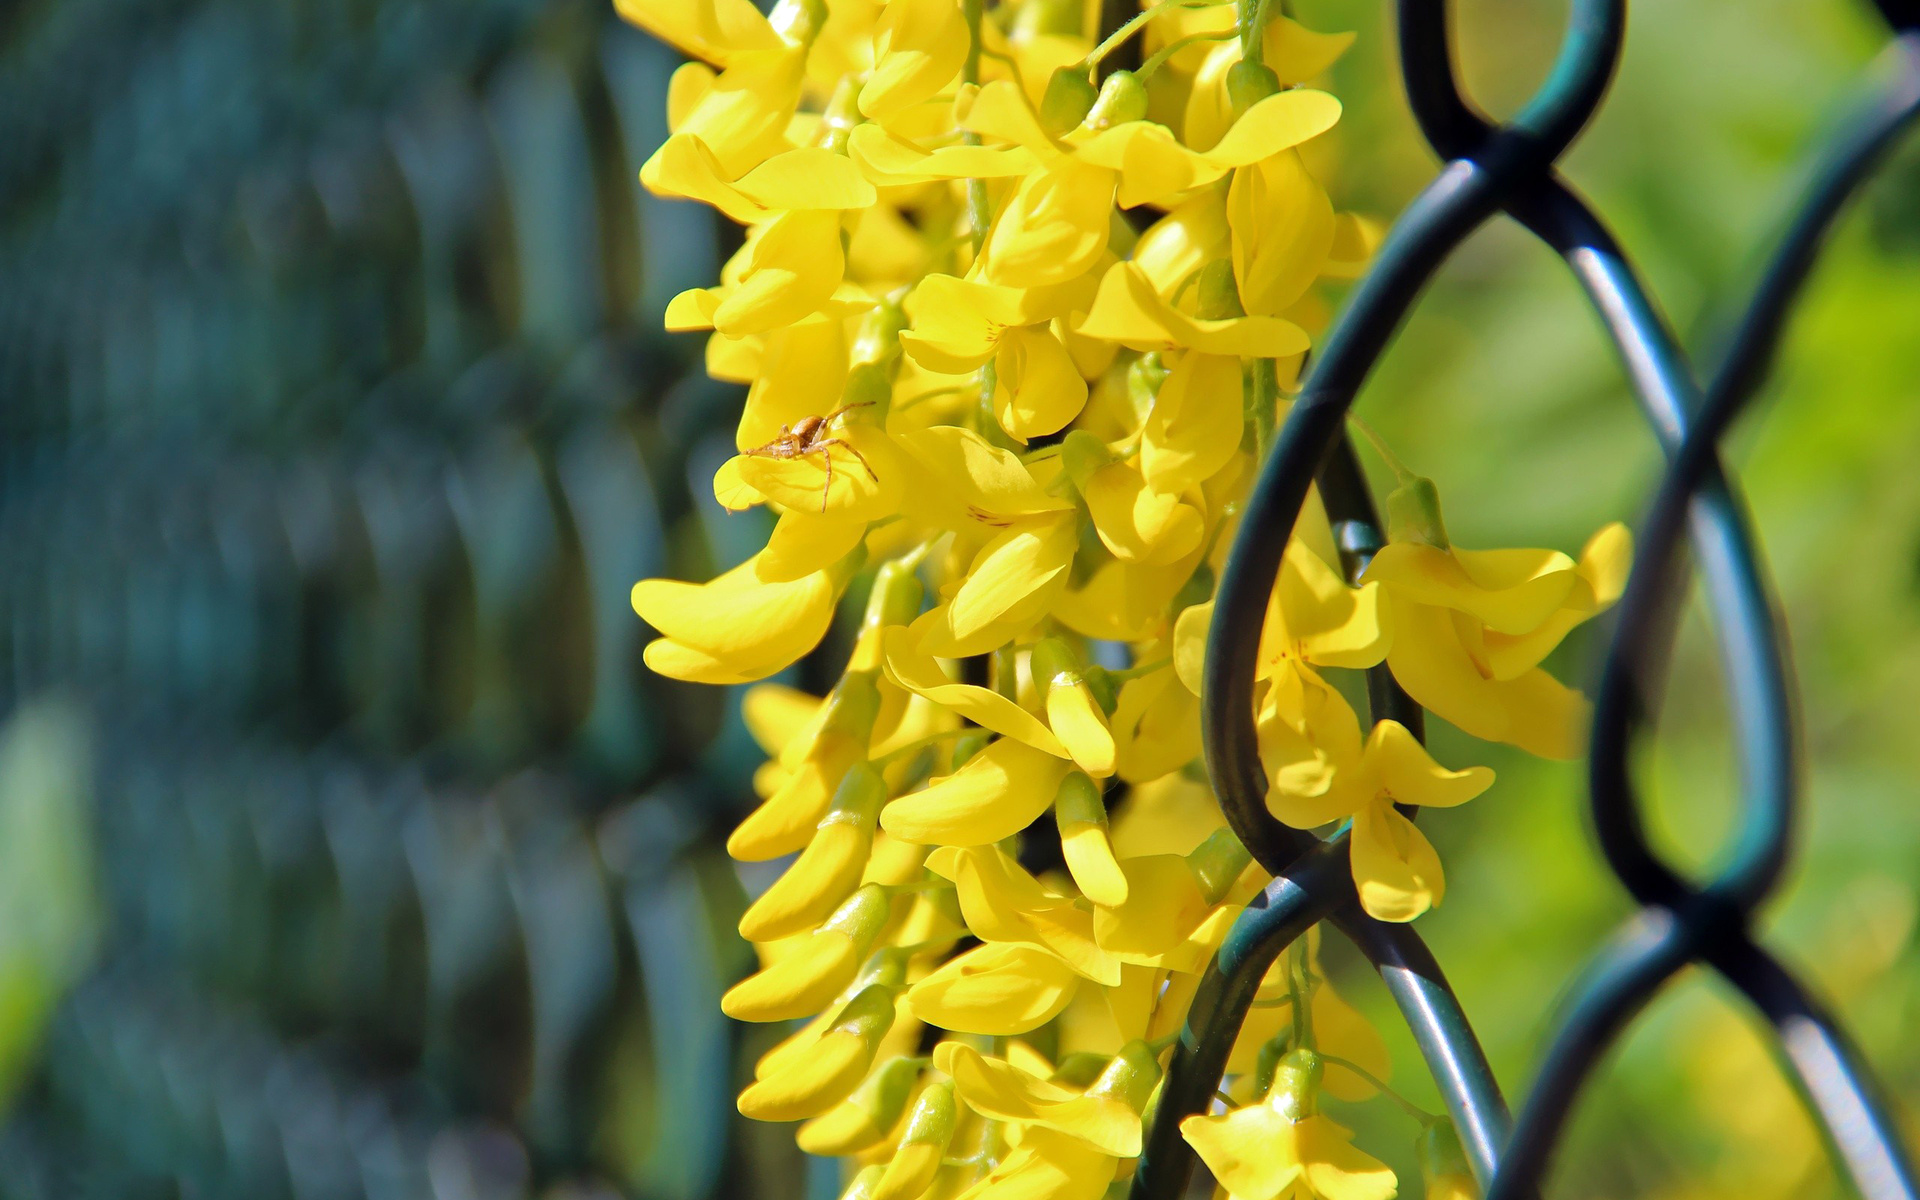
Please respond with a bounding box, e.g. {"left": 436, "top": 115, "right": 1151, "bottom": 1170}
{"left": 617, "top": 0, "right": 1628, "bottom": 1196}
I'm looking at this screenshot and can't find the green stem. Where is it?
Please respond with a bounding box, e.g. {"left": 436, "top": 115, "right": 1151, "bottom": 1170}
{"left": 1086, "top": 0, "right": 1231, "bottom": 69}
{"left": 1238, "top": 0, "right": 1274, "bottom": 63}
{"left": 1138, "top": 28, "right": 1236, "bottom": 78}
{"left": 1346, "top": 412, "right": 1418, "bottom": 484}
{"left": 1247, "top": 357, "right": 1279, "bottom": 459}
{"left": 1316, "top": 1054, "right": 1440, "bottom": 1124}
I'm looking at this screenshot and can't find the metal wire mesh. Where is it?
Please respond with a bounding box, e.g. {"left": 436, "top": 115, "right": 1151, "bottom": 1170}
{"left": 1133, "top": 4, "right": 1920, "bottom": 1200}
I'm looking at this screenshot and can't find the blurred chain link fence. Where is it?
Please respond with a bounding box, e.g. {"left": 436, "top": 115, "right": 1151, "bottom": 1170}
{"left": 0, "top": 2, "right": 797, "bottom": 1196}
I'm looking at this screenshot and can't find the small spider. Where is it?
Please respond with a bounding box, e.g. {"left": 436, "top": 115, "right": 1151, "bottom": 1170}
{"left": 742, "top": 401, "right": 879, "bottom": 513}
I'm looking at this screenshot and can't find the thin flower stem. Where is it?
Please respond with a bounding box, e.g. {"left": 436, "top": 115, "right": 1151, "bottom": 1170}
{"left": 962, "top": 0, "right": 991, "bottom": 254}
{"left": 1316, "top": 1054, "right": 1440, "bottom": 1124}
{"left": 1346, "top": 412, "right": 1417, "bottom": 484}
{"left": 1238, "top": 0, "right": 1274, "bottom": 63}
{"left": 1086, "top": 0, "right": 1231, "bottom": 69}
{"left": 1138, "top": 28, "right": 1236, "bottom": 78}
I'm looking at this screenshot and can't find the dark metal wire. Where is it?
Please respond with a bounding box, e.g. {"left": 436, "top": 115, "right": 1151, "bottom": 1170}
{"left": 1139, "top": 5, "right": 1920, "bottom": 1200}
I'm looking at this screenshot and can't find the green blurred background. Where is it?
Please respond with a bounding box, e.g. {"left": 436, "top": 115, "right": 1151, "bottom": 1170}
{"left": 0, "top": 1, "right": 1916, "bottom": 1198}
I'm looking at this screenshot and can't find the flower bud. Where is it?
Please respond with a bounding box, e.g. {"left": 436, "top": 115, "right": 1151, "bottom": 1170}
{"left": 1032, "top": 639, "right": 1116, "bottom": 776}
{"left": 1417, "top": 1119, "right": 1480, "bottom": 1200}
{"left": 1059, "top": 429, "right": 1118, "bottom": 491}
{"left": 1226, "top": 60, "right": 1282, "bottom": 116}
{"left": 798, "top": 1055, "right": 923, "bottom": 1155}
{"left": 1082, "top": 1040, "right": 1163, "bottom": 1115}
{"left": 739, "top": 763, "right": 887, "bottom": 941}
{"left": 839, "top": 1165, "right": 886, "bottom": 1200}
{"left": 1267, "top": 1046, "right": 1323, "bottom": 1121}
{"left": 870, "top": 1081, "right": 956, "bottom": 1200}
{"left": 1040, "top": 68, "right": 1100, "bottom": 136}
{"left": 1195, "top": 260, "right": 1246, "bottom": 320}
{"left": 1085, "top": 70, "right": 1149, "bottom": 130}
{"left": 1386, "top": 474, "right": 1451, "bottom": 548}
{"left": 737, "top": 984, "right": 897, "bottom": 1121}
{"left": 722, "top": 884, "right": 893, "bottom": 1022}
{"left": 1054, "top": 770, "right": 1127, "bottom": 905}
{"left": 1185, "top": 826, "right": 1252, "bottom": 904}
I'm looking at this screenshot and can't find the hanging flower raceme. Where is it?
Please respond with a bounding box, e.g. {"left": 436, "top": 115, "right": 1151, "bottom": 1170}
{"left": 619, "top": 0, "right": 1627, "bottom": 1196}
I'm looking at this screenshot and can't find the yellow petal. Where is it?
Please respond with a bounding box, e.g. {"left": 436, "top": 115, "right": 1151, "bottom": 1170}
{"left": 1299, "top": 1114, "right": 1401, "bottom": 1200}
{"left": 1047, "top": 682, "right": 1116, "bottom": 777}
{"left": 1074, "top": 261, "right": 1309, "bottom": 357}
{"left": 921, "top": 518, "right": 1079, "bottom": 658}
{"left": 1366, "top": 720, "right": 1492, "bottom": 809}
{"left": 907, "top": 942, "right": 1079, "bottom": 1035}
{"left": 1082, "top": 461, "right": 1204, "bottom": 565}
{"left": 721, "top": 928, "right": 862, "bottom": 1021}
{"left": 1060, "top": 822, "right": 1128, "bottom": 906}
{"left": 900, "top": 272, "right": 1099, "bottom": 374}
{"left": 982, "top": 159, "right": 1117, "bottom": 289}
{"left": 739, "top": 766, "right": 885, "bottom": 940}
{"left": 613, "top": 0, "right": 781, "bottom": 66}
{"left": 859, "top": 0, "right": 969, "bottom": 122}
{"left": 642, "top": 46, "right": 802, "bottom": 180}
{"left": 1383, "top": 600, "right": 1588, "bottom": 759}
{"left": 735, "top": 314, "right": 849, "bottom": 450}
{"left": 1180, "top": 1104, "right": 1303, "bottom": 1200}
{"left": 633, "top": 557, "right": 838, "bottom": 684}
{"left": 732, "top": 421, "right": 901, "bottom": 520}
{"left": 729, "top": 736, "right": 859, "bottom": 860}
{"left": 1111, "top": 668, "right": 1202, "bottom": 784}
{"left": 927, "top": 843, "right": 1121, "bottom": 985}
{"left": 1363, "top": 542, "right": 1578, "bottom": 634}
{"left": 953, "top": 1127, "right": 1114, "bottom": 1200}
{"left": 1351, "top": 800, "right": 1445, "bottom": 923}
{"left": 993, "top": 324, "right": 1090, "bottom": 442}
{"left": 1262, "top": 541, "right": 1391, "bottom": 671}
{"left": 1092, "top": 856, "right": 1212, "bottom": 964}
{"left": 935, "top": 1043, "right": 1145, "bottom": 1157}
{"left": 883, "top": 626, "right": 1067, "bottom": 756}
{"left": 1205, "top": 89, "right": 1342, "bottom": 165}
{"left": 1227, "top": 150, "right": 1334, "bottom": 317}
{"left": 955, "top": 79, "right": 1062, "bottom": 156}
{"left": 849, "top": 122, "right": 1040, "bottom": 185}
{"left": 891, "top": 424, "right": 1075, "bottom": 529}
{"left": 738, "top": 1024, "right": 878, "bottom": 1121}
{"left": 741, "top": 683, "right": 824, "bottom": 758}
{"left": 880, "top": 737, "right": 1072, "bottom": 845}
{"left": 760, "top": 511, "right": 870, "bottom": 582}
{"left": 1142, "top": 350, "right": 1243, "bottom": 494}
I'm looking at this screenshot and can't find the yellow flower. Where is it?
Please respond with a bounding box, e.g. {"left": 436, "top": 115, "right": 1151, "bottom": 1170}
{"left": 906, "top": 941, "right": 1081, "bottom": 1035}
{"left": 1076, "top": 261, "right": 1308, "bottom": 357}
{"left": 1181, "top": 1104, "right": 1397, "bottom": 1200}
{"left": 1346, "top": 721, "right": 1493, "bottom": 923}
{"left": 1362, "top": 516, "right": 1630, "bottom": 759}
{"left": 631, "top": 549, "right": 851, "bottom": 685}
{"left": 936, "top": 1038, "right": 1160, "bottom": 1156}
{"left": 723, "top": 884, "right": 893, "bottom": 1022}
{"left": 860, "top": 0, "right": 970, "bottom": 122}
{"left": 881, "top": 737, "right": 1073, "bottom": 846}
{"left": 614, "top": 0, "right": 781, "bottom": 67}
{"left": 870, "top": 1081, "right": 959, "bottom": 1200}
{"left": 738, "top": 763, "right": 887, "bottom": 941}
{"left": 953, "top": 1126, "right": 1116, "bottom": 1200}
{"left": 739, "top": 984, "right": 898, "bottom": 1121}
{"left": 926, "top": 842, "right": 1120, "bottom": 984}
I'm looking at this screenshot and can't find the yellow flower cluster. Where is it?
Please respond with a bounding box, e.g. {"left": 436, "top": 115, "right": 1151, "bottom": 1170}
{"left": 618, "top": 1, "right": 1630, "bottom": 1198}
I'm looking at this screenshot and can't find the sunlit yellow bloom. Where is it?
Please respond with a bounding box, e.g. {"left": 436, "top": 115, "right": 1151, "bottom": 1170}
{"left": 899, "top": 272, "right": 1100, "bottom": 375}
{"left": 739, "top": 984, "right": 897, "bottom": 1121}
{"left": 1054, "top": 770, "right": 1127, "bottom": 904}
{"left": 670, "top": 208, "right": 851, "bottom": 337}
{"left": 1228, "top": 151, "right": 1334, "bottom": 316}
{"left": 882, "top": 737, "right": 1073, "bottom": 845}
{"left": 907, "top": 941, "right": 1080, "bottom": 1034}
{"left": 799, "top": 1055, "right": 924, "bottom": 1155}
{"left": 992, "top": 324, "right": 1090, "bottom": 441}
{"left": 644, "top": 138, "right": 878, "bottom": 224}
{"left": 614, "top": 0, "right": 781, "bottom": 66}
{"left": 913, "top": 515, "right": 1079, "bottom": 658}
{"left": 954, "top": 1126, "right": 1116, "bottom": 1200}
{"left": 648, "top": 41, "right": 806, "bottom": 179}
{"left": 926, "top": 841, "right": 1120, "bottom": 984}
{"left": 883, "top": 627, "right": 1067, "bottom": 756}
{"left": 860, "top": 0, "right": 969, "bottom": 121}
{"left": 1077, "top": 261, "right": 1308, "bottom": 357}
{"left": 1141, "top": 350, "right": 1243, "bottom": 493}
{"left": 724, "top": 884, "right": 893, "bottom": 1021}
{"left": 740, "top": 764, "right": 887, "bottom": 940}
{"left": 936, "top": 1038, "right": 1159, "bottom": 1156}
{"left": 870, "top": 1081, "right": 958, "bottom": 1200}
{"left": 1181, "top": 1103, "right": 1397, "bottom": 1200}
{"left": 1346, "top": 721, "right": 1492, "bottom": 922}
{"left": 632, "top": 550, "right": 849, "bottom": 685}
{"left": 1363, "top": 520, "right": 1630, "bottom": 759}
